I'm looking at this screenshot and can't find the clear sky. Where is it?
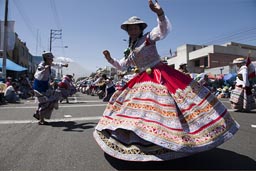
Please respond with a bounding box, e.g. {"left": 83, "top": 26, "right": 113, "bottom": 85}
{"left": 1, "top": 0, "right": 256, "bottom": 74}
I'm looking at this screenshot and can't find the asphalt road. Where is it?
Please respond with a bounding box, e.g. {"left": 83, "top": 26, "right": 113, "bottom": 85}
{"left": 0, "top": 92, "right": 255, "bottom": 171}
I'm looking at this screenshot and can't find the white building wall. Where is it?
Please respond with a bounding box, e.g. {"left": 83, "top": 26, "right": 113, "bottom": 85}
{"left": 168, "top": 44, "right": 198, "bottom": 69}
{"left": 189, "top": 45, "right": 214, "bottom": 60}
{"left": 167, "top": 42, "right": 256, "bottom": 75}
{"left": 214, "top": 44, "right": 256, "bottom": 57}
{"left": 167, "top": 45, "right": 187, "bottom": 69}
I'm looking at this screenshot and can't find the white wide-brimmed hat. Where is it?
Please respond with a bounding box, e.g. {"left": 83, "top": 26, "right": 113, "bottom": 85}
{"left": 121, "top": 16, "right": 147, "bottom": 31}
{"left": 42, "top": 51, "right": 54, "bottom": 59}
{"left": 233, "top": 57, "right": 245, "bottom": 64}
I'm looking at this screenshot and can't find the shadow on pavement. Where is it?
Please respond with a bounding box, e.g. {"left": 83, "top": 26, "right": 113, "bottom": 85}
{"left": 105, "top": 148, "right": 256, "bottom": 170}
{"left": 242, "top": 111, "right": 256, "bottom": 114}
{"left": 47, "top": 121, "right": 97, "bottom": 132}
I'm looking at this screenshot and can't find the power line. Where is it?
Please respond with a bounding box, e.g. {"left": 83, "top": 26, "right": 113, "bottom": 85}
{"left": 13, "top": 0, "right": 46, "bottom": 53}
{"left": 167, "top": 26, "right": 256, "bottom": 58}
{"left": 13, "top": 0, "right": 35, "bottom": 36}
{"left": 50, "top": 0, "right": 62, "bottom": 29}
{"left": 203, "top": 27, "right": 256, "bottom": 45}
{"left": 200, "top": 26, "right": 256, "bottom": 43}
{"left": 49, "top": 0, "right": 67, "bottom": 56}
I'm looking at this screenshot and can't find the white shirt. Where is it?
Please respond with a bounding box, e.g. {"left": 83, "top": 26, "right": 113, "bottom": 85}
{"left": 110, "top": 15, "right": 171, "bottom": 71}
{"left": 235, "top": 65, "right": 249, "bottom": 87}
{"left": 34, "top": 61, "right": 62, "bottom": 81}
{"left": 4, "top": 85, "right": 15, "bottom": 96}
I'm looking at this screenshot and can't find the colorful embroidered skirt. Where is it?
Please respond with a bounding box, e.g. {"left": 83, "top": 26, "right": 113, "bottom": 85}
{"left": 94, "top": 63, "right": 240, "bottom": 161}
{"left": 34, "top": 89, "right": 61, "bottom": 119}
{"left": 230, "top": 86, "right": 256, "bottom": 111}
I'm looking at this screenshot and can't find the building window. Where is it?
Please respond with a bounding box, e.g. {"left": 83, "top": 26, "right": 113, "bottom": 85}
{"left": 204, "top": 56, "right": 208, "bottom": 67}
{"left": 194, "top": 60, "right": 200, "bottom": 67}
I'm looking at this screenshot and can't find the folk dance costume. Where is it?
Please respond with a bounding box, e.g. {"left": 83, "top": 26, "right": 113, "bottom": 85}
{"left": 58, "top": 75, "right": 76, "bottom": 103}
{"left": 230, "top": 57, "right": 256, "bottom": 112}
{"left": 94, "top": 13, "right": 239, "bottom": 161}
{"left": 33, "top": 52, "right": 62, "bottom": 122}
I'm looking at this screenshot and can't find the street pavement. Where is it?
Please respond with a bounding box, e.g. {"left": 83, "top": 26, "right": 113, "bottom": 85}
{"left": 0, "top": 92, "right": 255, "bottom": 171}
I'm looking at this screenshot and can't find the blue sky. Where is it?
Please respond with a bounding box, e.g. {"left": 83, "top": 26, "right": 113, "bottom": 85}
{"left": 1, "top": 0, "right": 256, "bottom": 74}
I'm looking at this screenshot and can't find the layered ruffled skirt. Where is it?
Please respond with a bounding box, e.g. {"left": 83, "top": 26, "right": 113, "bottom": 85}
{"left": 230, "top": 86, "right": 256, "bottom": 111}
{"left": 34, "top": 89, "right": 61, "bottom": 119}
{"left": 93, "top": 62, "right": 239, "bottom": 161}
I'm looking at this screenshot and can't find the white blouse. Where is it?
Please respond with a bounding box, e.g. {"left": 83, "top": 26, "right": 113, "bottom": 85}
{"left": 236, "top": 65, "right": 249, "bottom": 87}
{"left": 111, "top": 15, "right": 171, "bottom": 71}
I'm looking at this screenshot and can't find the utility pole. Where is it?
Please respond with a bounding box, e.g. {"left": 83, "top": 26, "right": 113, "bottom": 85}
{"left": 2, "top": 0, "right": 8, "bottom": 81}
{"left": 49, "top": 29, "right": 62, "bottom": 52}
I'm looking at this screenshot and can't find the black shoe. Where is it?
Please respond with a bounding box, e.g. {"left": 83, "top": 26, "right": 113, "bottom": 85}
{"left": 33, "top": 113, "right": 39, "bottom": 120}
{"left": 38, "top": 121, "right": 49, "bottom": 125}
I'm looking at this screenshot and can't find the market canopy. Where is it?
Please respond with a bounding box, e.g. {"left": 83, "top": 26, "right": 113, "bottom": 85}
{"left": 0, "top": 58, "right": 27, "bottom": 71}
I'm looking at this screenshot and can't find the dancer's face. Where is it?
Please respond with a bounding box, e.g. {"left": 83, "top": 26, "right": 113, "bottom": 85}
{"left": 45, "top": 58, "right": 53, "bottom": 65}
{"left": 127, "top": 24, "right": 142, "bottom": 41}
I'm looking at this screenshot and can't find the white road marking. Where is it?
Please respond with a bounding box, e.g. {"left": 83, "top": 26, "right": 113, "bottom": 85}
{"left": 61, "top": 100, "right": 103, "bottom": 103}
{"left": 0, "top": 99, "right": 252, "bottom": 126}
{"left": 60, "top": 104, "right": 106, "bottom": 108}
{"left": 0, "top": 116, "right": 102, "bottom": 125}
{"left": 0, "top": 103, "right": 106, "bottom": 109}
{"left": 70, "top": 100, "right": 104, "bottom": 103}
{"left": 0, "top": 98, "right": 104, "bottom": 124}
{"left": 74, "top": 97, "right": 77, "bottom": 103}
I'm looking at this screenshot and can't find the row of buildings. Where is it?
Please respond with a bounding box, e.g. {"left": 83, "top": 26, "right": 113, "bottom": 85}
{"left": 166, "top": 42, "right": 256, "bottom": 75}
{"left": 0, "top": 32, "right": 42, "bottom": 80}
{"left": 0, "top": 20, "right": 49, "bottom": 80}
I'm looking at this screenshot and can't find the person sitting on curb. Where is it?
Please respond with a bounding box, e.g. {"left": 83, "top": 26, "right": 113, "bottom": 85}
{"left": 4, "top": 82, "right": 20, "bottom": 103}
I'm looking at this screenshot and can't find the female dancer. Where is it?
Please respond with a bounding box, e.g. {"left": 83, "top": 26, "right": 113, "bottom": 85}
{"left": 33, "top": 51, "right": 68, "bottom": 125}
{"left": 94, "top": 0, "right": 239, "bottom": 161}
{"left": 230, "top": 57, "right": 256, "bottom": 112}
